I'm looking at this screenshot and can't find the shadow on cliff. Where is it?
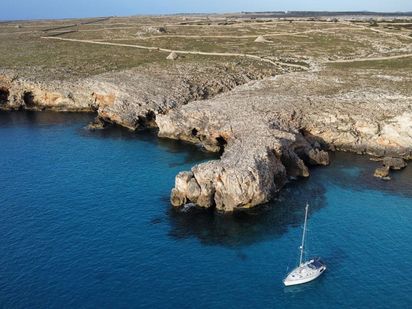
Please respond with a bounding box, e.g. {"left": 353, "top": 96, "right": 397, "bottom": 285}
{"left": 167, "top": 177, "right": 327, "bottom": 247}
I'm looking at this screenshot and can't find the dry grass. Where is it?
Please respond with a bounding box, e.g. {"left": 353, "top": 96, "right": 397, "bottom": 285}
{"left": 1, "top": 15, "right": 411, "bottom": 80}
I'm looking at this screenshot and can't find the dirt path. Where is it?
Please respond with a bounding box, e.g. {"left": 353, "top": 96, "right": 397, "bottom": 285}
{"left": 326, "top": 53, "right": 412, "bottom": 63}
{"left": 41, "top": 36, "right": 308, "bottom": 69}
{"left": 345, "top": 22, "right": 412, "bottom": 40}
{"left": 136, "top": 27, "right": 358, "bottom": 40}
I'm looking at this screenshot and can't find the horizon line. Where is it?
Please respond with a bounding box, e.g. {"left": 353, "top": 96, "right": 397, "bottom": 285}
{"left": 1, "top": 10, "right": 412, "bottom": 23}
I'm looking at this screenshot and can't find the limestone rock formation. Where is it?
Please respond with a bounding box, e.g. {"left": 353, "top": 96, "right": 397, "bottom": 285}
{"left": 1, "top": 61, "right": 277, "bottom": 129}
{"left": 1, "top": 61, "right": 411, "bottom": 213}
{"left": 157, "top": 77, "right": 333, "bottom": 211}
{"left": 382, "top": 157, "right": 407, "bottom": 170}
{"left": 0, "top": 74, "right": 94, "bottom": 112}
{"left": 161, "top": 70, "right": 411, "bottom": 211}
{"left": 373, "top": 156, "right": 407, "bottom": 180}
{"left": 87, "top": 62, "right": 277, "bottom": 130}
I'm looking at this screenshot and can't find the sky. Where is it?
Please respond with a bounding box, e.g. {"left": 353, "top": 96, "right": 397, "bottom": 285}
{"left": 1, "top": 0, "right": 412, "bottom": 21}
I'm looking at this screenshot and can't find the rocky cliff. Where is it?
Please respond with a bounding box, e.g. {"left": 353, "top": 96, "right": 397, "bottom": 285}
{"left": 1, "top": 63, "right": 411, "bottom": 213}
{"left": 1, "top": 61, "right": 277, "bottom": 127}
{"left": 0, "top": 73, "right": 94, "bottom": 112}
{"left": 158, "top": 69, "right": 412, "bottom": 212}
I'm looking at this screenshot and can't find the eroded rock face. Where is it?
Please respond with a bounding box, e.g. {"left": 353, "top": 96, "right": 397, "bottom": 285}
{"left": 89, "top": 62, "right": 277, "bottom": 131}
{"left": 0, "top": 74, "right": 95, "bottom": 112}
{"left": 2, "top": 64, "right": 411, "bottom": 213}
{"left": 170, "top": 141, "right": 289, "bottom": 212}
{"left": 0, "top": 61, "right": 277, "bottom": 121}
{"left": 161, "top": 70, "right": 411, "bottom": 211}
{"left": 157, "top": 81, "right": 332, "bottom": 211}
{"left": 382, "top": 157, "right": 407, "bottom": 170}
{"left": 373, "top": 156, "right": 407, "bottom": 180}
{"left": 0, "top": 87, "right": 9, "bottom": 105}
{"left": 168, "top": 132, "right": 327, "bottom": 212}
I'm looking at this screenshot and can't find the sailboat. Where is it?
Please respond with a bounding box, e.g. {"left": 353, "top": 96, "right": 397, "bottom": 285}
{"left": 283, "top": 203, "right": 326, "bottom": 286}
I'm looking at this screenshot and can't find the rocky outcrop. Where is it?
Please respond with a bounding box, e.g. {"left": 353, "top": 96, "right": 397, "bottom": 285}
{"left": 374, "top": 156, "right": 407, "bottom": 180}
{"left": 89, "top": 62, "right": 278, "bottom": 131}
{"left": 0, "top": 74, "right": 95, "bottom": 112}
{"left": 157, "top": 77, "right": 331, "bottom": 212}
{"left": 160, "top": 70, "right": 411, "bottom": 212}
{"left": 382, "top": 157, "right": 407, "bottom": 170}
{"left": 1, "top": 60, "right": 277, "bottom": 125}
{"left": 374, "top": 166, "right": 390, "bottom": 179}
{"left": 169, "top": 134, "right": 329, "bottom": 212}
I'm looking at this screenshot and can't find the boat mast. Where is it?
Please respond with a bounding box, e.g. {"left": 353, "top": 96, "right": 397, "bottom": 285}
{"left": 299, "top": 203, "right": 309, "bottom": 266}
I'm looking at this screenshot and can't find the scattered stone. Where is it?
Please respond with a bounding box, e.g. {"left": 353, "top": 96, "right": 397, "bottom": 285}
{"left": 143, "top": 26, "right": 167, "bottom": 34}
{"left": 166, "top": 52, "right": 179, "bottom": 60}
{"left": 135, "top": 26, "right": 167, "bottom": 37}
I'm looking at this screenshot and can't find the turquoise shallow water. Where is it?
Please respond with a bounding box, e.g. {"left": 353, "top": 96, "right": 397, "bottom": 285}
{"left": 0, "top": 112, "right": 411, "bottom": 308}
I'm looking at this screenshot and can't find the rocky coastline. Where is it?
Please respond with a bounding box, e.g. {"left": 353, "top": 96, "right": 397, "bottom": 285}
{"left": 1, "top": 63, "right": 411, "bottom": 212}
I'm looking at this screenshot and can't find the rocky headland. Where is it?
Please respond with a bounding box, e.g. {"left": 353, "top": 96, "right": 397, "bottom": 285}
{"left": 158, "top": 69, "right": 412, "bottom": 211}
{"left": 2, "top": 63, "right": 411, "bottom": 212}
{"left": 1, "top": 15, "right": 411, "bottom": 213}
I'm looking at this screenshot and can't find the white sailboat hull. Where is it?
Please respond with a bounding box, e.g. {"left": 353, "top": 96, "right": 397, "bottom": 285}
{"left": 283, "top": 259, "right": 326, "bottom": 286}
{"left": 282, "top": 204, "right": 326, "bottom": 286}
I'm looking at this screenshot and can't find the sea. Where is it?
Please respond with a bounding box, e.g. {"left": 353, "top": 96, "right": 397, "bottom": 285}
{"left": 0, "top": 112, "right": 411, "bottom": 308}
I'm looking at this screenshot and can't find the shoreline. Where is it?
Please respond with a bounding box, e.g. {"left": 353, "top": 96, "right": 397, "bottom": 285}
{"left": 1, "top": 14, "right": 411, "bottom": 212}
{"left": 1, "top": 66, "right": 410, "bottom": 213}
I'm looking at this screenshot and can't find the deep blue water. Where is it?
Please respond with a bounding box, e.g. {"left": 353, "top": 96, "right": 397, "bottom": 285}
{"left": 0, "top": 112, "right": 412, "bottom": 309}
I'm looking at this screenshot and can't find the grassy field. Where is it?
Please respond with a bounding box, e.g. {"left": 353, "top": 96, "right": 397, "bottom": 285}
{"left": 328, "top": 57, "right": 412, "bottom": 71}
{"left": 1, "top": 15, "right": 411, "bottom": 79}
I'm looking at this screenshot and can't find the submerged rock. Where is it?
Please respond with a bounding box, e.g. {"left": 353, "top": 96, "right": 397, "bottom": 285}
{"left": 374, "top": 166, "right": 390, "bottom": 179}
